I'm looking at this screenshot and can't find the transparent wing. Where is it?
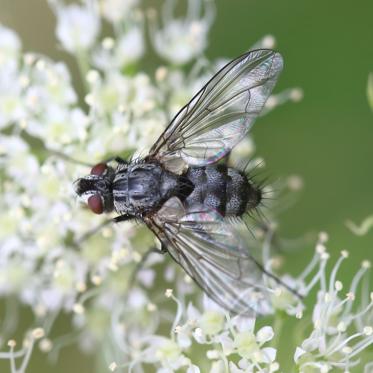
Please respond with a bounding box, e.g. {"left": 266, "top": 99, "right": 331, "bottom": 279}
{"left": 146, "top": 197, "right": 273, "bottom": 316}
{"left": 148, "top": 49, "right": 283, "bottom": 173}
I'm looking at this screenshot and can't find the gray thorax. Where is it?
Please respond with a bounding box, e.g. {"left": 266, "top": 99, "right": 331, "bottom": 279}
{"left": 112, "top": 162, "right": 180, "bottom": 216}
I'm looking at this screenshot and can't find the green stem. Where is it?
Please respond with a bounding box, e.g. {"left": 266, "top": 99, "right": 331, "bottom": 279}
{"left": 271, "top": 312, "right": 284, "bottom": 349}
{"left": 19, "top": 338, "right": 35, "bottom": 373}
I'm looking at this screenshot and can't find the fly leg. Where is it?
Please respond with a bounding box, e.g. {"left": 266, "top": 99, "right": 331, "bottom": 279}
{"left": 101, "top": 156, "right": 128, "bottom": 165}
{"left": 49, "top": 149, "right": 128, "bottom": 167}
{"left": 48, "top": 149, "right": 92, "bottom": 166}
{"left": 74, "top": 214, "right": 134, "bottom": 246}
{"left": 113, "top": 214, "right": 133, "bottom": 223}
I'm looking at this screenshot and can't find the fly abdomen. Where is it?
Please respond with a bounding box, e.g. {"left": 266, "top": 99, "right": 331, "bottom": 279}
{"left": 185, "top": 165, "right": 261, "bottom": 217}
{"left": 185, "top": 165, "right": 227, "bottom": 214}
{"left": 226, "top": 168, "right": 261, "bottom": 216}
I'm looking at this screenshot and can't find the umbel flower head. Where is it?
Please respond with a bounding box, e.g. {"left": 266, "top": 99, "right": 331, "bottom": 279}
{"left": 294, "top": 249, "right": 373, "bottom": 372}
{"left": 0, "top": 0, "right": 371, "bottom": 372}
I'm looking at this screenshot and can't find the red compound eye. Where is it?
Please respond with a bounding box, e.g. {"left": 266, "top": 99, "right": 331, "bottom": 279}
{"left": 87, "top": 194, "right": 104, "bottom": 214}
{"left": 90, "top": 163, "right": 107, "bottom": 176}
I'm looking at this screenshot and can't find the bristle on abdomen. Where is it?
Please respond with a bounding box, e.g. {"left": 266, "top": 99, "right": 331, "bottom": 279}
{"left": 226, "top": 168, "right": 262, "bottom": 216}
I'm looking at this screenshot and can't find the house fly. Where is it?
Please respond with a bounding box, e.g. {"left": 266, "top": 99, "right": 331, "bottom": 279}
{"left": 74, "top": 49, "right": 292, "bottom": 315}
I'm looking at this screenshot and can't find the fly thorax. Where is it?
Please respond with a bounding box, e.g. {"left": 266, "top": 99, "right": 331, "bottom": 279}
{"left": 112, "top": 163, "right": 165, "bottom": 215}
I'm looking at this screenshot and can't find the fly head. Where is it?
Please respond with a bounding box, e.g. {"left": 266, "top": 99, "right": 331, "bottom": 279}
{"left": 74, "top": 163, "right": 116, "bottom": 214}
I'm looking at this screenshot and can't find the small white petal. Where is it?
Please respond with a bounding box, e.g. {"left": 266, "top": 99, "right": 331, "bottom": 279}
{"left": 206, "top": 349, "right": 219, "bottom": 359}
{"left": 187, "top": 365, "right": 200, "bottom": 373}
{"left": 294, "top": 347, "right": 306, "bottom": 363}
{"left": 261, "top": 347, "right": 277, "bottom": 363}
{"left": 256, "top": 326, "right": 274, "bottom": 344}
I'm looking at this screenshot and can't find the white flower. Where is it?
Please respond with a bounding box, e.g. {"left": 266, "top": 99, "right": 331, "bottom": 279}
{"left": 155, "top": 338, "right": 183, "bottom": 366}
{"left": 229, "top": 317, "right": 277, "bottom": 368}
{"left": 94, "top": 27, "right": 144, "bottom": 70}
{"left": 100, "top": 0, "right": 139, "bottom": 23}
{"left": 52, "top": 1, "right": 100, "bottom": 52}
{"left": 0, "top": 24, "right": 21, "bottom": 70}
{"left": 295, "top": 252, "right": 373, "bottom": 371}
{"left": 0, "top": 67, "right": 25, "bottom": 128}
{"left": 149, "top": 0, "right": 215, "bottom": 65}
{"left": 186, "top": 294, "right": 226, "bottom": 340}
{"left": 27, "top": 106, "right": 89, "bottom": 149}
{"left": 0, "top": 258, "right": 33, "bottom": 295}
{"left": 0, "top": 207, "right": 23, "bottom": 243}
{"left": 199, "top": 310, "right": 225, "bottom": 336}
{"left": 0, "top": 136, "right": 39, "bottom": 186}
{"left": 87, "top": 71, "right": 157, "bottom": 118}
{"left": 25, "top": 59, "right": 77, "bottom": 109}
{"left": 140, "top": 336, "right": 189, "bottom": 371}
{"left": 113, "top": 27, "right": 145, "bottom": 66}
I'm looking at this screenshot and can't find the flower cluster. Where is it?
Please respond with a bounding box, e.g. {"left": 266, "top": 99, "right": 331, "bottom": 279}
{"left": 117, "top": 292, "right": 279, "bottom": 373}
{"left": 0, "top": 0, "right": 371, "bottom": 372}
{"left": 294, "top": 240, "right": 373, "bottom": 372}
{"left": 103, "top": 234, "right": 373, "bottom": 372}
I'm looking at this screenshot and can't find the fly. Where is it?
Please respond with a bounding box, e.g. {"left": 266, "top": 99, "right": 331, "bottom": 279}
{"left": 74, "top": 49, "right": 293, "bottom": 315}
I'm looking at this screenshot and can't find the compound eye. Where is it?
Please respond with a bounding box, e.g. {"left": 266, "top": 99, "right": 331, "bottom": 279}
{"left": 87, "top": 194, "right": 104, "bottom": 214}
{"left": 90, "top": 163, "right": 107, "bottom": 176}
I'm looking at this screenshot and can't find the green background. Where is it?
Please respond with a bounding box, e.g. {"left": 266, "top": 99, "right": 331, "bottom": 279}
{"left": 0, "top": 0, "right": 372, "bottom": 371}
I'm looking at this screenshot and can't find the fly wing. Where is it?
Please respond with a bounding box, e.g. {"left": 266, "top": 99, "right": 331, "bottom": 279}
{"left": 145, "top": 197, "right": 273, "bottom": 316}
{"left": 148, "top": 49, "right": 283, "bottom": 173}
